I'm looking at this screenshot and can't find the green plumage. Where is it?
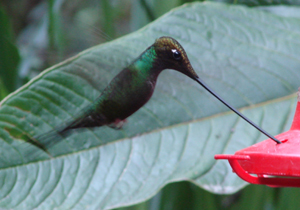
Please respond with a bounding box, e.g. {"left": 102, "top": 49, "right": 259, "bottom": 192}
{"left": 62, "top": 46, "right": 159, "bottom": 130}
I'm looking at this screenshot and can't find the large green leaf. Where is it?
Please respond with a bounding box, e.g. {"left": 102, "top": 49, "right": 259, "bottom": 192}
{"left": 0, "top": 2, "right": 300, "bottom": 209}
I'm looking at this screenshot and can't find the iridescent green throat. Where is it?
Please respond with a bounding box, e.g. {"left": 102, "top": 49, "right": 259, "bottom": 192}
{"left": 131, "top": 46, "right": 157, "bottom": 73}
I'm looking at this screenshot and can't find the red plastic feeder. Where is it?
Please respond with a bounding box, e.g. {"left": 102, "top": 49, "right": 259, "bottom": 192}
{"left": 215, "top": 92, "right": 300, "bottom": 187}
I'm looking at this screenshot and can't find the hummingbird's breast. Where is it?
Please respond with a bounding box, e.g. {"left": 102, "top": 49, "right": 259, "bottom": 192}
{"left": 96, "top": 67, "right": 158, "bottom": 124}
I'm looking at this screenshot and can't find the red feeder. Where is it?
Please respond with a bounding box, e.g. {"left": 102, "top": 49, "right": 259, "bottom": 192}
{"left": 215, "top": 92, "right": 300, "bottom": 187}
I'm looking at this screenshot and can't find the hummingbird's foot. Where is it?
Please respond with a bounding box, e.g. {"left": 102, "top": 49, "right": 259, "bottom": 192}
{"left": 108, "top": 119, "right": 127, "bottom": 130}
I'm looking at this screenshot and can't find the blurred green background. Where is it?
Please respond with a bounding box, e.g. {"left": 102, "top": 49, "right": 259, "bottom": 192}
{"left": 1, "top": 0, "right": 300, "bottom": 209}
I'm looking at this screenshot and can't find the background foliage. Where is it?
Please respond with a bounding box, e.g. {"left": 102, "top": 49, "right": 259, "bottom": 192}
{"left": 1, "top": 0, "right": 300, "bottom": 209}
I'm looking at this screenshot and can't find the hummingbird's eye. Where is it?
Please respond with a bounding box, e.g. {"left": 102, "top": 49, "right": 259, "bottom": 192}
{"left": 171, "top": 49, "right": 182, "bottom": 61}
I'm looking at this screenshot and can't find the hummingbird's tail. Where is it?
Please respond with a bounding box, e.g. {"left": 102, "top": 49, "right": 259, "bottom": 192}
{"left": 24, "top": 125, "right": 71, "bottom": 158}
{"left": 24, "top": 108, "right": 107, "bottom": 158}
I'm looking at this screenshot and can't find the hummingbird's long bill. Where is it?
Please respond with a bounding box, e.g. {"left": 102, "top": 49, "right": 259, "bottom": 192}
{"left": 26, "top": 36, "right": 282, "bottom": 157}
{"left": 194, "top": 77, "right": 282, "bottom": 144}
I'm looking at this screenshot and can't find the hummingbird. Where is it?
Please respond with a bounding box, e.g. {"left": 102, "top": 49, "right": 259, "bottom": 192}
{"left": 28, "top": 36, "right": 281, "bottom": 154}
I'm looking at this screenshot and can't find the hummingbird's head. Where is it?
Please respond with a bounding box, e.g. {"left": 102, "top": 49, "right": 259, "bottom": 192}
{"left": 153, "top": 36, "right": 199, "bottom": 80}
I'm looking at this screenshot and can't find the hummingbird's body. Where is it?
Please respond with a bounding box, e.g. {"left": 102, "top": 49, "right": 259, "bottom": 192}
{"left": 63, "top": 60, "right": 159, "bottom": 130}
{"left": 31, "top": 37, "right": 199, "bottom": 151}
{"left": 29, "top": 36, "right": 281, "bottom": 153}
{"left": 60, "top": 37, "right": 198, "bottom": 132}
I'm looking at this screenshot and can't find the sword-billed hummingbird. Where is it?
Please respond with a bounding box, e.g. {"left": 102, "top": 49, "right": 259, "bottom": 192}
{"left": 29, "top": 36, "right": 281, "bottom": 154}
